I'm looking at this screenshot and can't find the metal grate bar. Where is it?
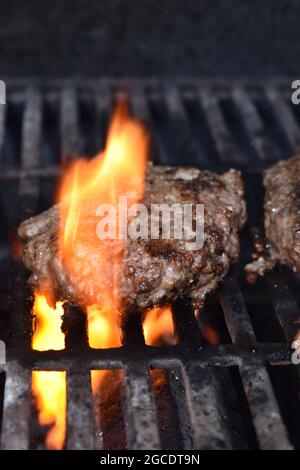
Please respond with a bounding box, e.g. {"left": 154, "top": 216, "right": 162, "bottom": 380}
{"left": 1, "top": 362, "right": 31, "bottom": 450}
{"left": 183, "top": 363, "right": 232, "bottom": 450}
{"left": 265, "top": 87, "right": 300, "bottom": 154}
{"left": 124, "top": 363, "right": 160, "bottom": 450}
{"left": 63, "top": 304, "right": 90, "bottom": 351}
{"left": 21, "top": 89, "right": 42, "bottom": 170}
{"left": 166, "top": 368, "right": 193, "bottom": 450}
{"left": 11, "top": 89, "right": 42, "bottom": 337}
{"left": 22, "top": 341, "right": 290, "bottom": 371}
{"left": 232, "top": 87, "right": 275, "bottom": 163}
{"left": 241, "top": 361, "right": 292, "bottom": 450}
{"left": 198, "top": 87, "right": 239, "bottom": 165}
{"left": 163, "top": 84, "right": 187, "bottom": 121}
{"left": 19, "top": 89, "right": 42, "bottom": 221}
{"left": 60, "top": 88, "right": 79, "bottom": 163}
{"left": 266, "top": 271, "right": 300, "bottom": 343}
{"left": 0, "top": 103, "right": 6, "bottom": 165}
{"left": 0, "top": 166, "right": 61, "bottom": 180}
{"left": 163, "top": 84, "right": 199, "bottom": 166}
{"left": 94, "top": 83, "right": 112, "bottom": 148}
{"left": 131, "top": 84, "right": 168, "bottom": 164}
{"left": 122, "top": 312, "right": 145, "bottom": 351}
{"left": 220, "top": 279, "right": 257, "bottom": 347}
{"left": 220, "top": 279, "right": 292, "bottom": 449}
{"left": 2, "top": 88, "right": 42, "bottom": 450}
{"left": 66, "top": 370, "right": 94, "bottom": 450}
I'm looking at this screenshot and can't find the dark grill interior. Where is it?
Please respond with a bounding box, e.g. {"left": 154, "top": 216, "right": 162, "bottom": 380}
{"left": 0, "top": 79, "right": 300, "bottom": 450}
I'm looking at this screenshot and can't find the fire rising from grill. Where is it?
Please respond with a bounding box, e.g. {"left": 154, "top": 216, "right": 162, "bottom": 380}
{"left": 30, "top": 104, "right": 179, "bottom": 450}
{"left": 31, "top": 294, "right": 66, "bottom": 450}
{"left": 32, "top": 371, "right": 66, "bottom": 450}
{"left": 31, "top": 298, "right": 177, "bottom": 449}
{"left": 31, "top": 294, "right": 65, "bottom": 351}
{"left": 22, "top": 95, "right": 248, "bottom": 450}
{"left": 88, "top": 304, "right": 122, "bottom": 391}
{"left": 143, "top": 306, "right": 177, "bottom": 347}
{"left": 87, "top": 305, "right": 122, "bottom": 350}
{"left": 59, "top": 101, "right": 147, "bottom": 393}
{"left": 58, "top": 102, "right": 148, "bottom": 313}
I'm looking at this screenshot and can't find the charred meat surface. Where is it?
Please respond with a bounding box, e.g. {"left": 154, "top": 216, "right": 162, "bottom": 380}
{"left": 245, "top": 156, "right": 300, "bottom": 281}
{"left": 19, "top": 165, "right": 246, "bottom": 312}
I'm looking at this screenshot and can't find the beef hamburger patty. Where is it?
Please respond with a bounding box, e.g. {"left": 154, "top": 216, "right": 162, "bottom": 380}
{"left": 245, "top": 156, "right": 300, "bottom": 281}
{"left": 19, "top": 164, "right": 246, "bottom": 312}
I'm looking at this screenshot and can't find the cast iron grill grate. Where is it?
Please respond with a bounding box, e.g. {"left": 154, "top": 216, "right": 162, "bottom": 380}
{"left": 0, "top": 79, "right": 299, "bottom": 450}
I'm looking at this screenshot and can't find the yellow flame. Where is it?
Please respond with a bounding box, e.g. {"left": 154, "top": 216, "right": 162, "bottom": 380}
{"left": 31, "top": 293, "right": 66, "bottom": 451}
{"left": 32, "top": 294, "right": 65, "bottom": 351}
{"left": 88, "top": 305, "right": 122, "bottom": 389}
{"left": 32, "top": 371, "right": 66, "bottom": 450}
{"left": 87, "top": 304, "right": 122, "bottom": 350}
{"left": 58, "top": 102, "right": 149, "bottom": 311}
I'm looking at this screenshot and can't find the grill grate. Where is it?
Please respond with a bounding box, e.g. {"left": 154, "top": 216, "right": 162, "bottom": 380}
{"left": 0, "top": 79, "right": 299, "bottom": 450}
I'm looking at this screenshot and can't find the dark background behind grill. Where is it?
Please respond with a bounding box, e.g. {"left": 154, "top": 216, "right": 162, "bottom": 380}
{"left": 0, "top": 0, "right": 300, "bottom": 78}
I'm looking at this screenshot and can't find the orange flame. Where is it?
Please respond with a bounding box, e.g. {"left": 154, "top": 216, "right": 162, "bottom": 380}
{"left": 143, "top": 306, "right": 177, "bottom": 422}
{"left": 88, "top": 305, "right": 122, "bottom": 389}
{"left": 32, "top": 371, "right": 66, "bottom": 450}
{"left": 87, "top": 305, "right": 122, "bottom": 350}
{"left": 143, "top": 306, "right": 177, "bottom": 346}
{"left": 29, "top": 104, "right": 180, "bottom": 450}
{"left": 58, "top": 102, "right": 148, "bottom": 391}
{"left": 31, "top": 293, "right": 66, "bottom": 450}
{"left": 32, "top": 294, "right": 65, "bottom": 351}
{"left": 58, "top": 102, "right": 148, "bottom": 312}
{"left": 57, "top": 103, "right": 148, "bottom": 409}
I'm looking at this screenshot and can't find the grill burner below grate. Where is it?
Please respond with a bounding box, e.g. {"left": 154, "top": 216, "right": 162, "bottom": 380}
{"left": 0, "top": 79, "right": 300, "bottom": 450}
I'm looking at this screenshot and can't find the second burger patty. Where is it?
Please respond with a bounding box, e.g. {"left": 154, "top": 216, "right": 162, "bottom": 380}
{"left": 245, "top": 156, "right": 300, "bottom": 281}
{"left": 264, "top": 156, "right": 300, "bottom": 273}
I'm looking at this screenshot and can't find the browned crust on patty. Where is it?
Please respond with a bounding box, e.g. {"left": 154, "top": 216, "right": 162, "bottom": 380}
{"left": 19, "top": 164, "right": 246, "bottom": 312}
